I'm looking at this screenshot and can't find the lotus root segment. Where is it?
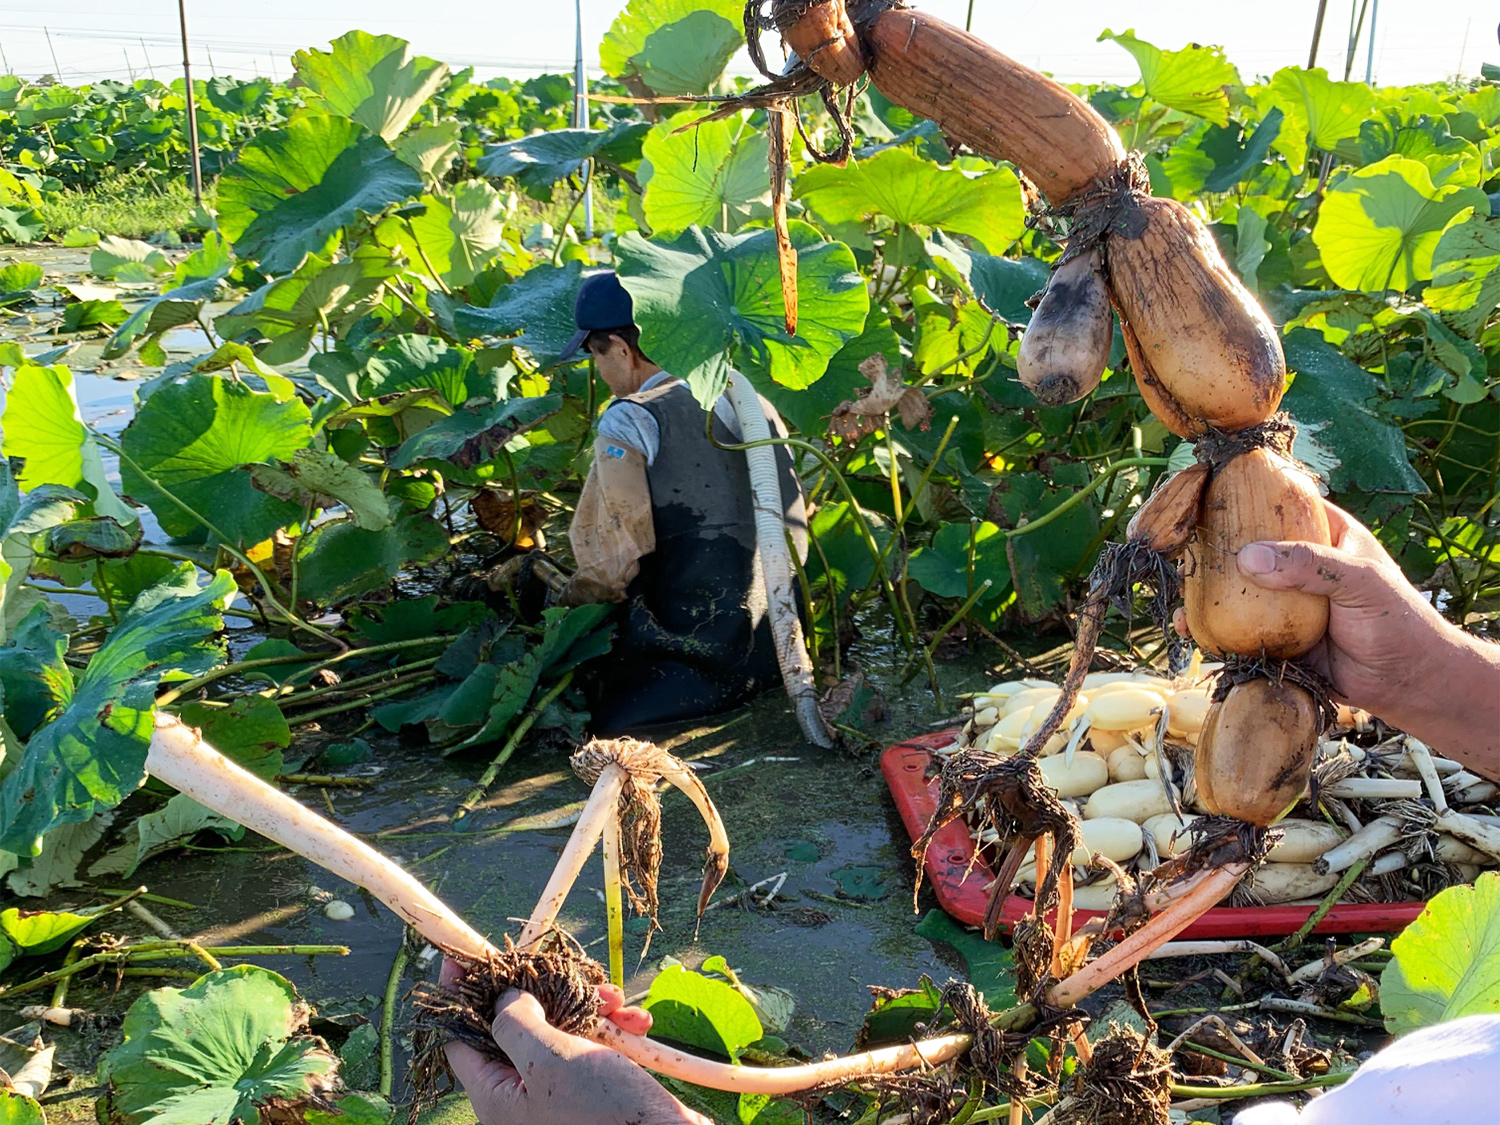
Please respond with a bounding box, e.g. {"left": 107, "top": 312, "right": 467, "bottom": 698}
{"left": 1018, "top": 248, "right": 1114, "bottom": 406}
{"left": 1108, "top": 197, "right": 1285, "bottom": 438}
{"left": 779, "top": 0, "right": 865, "bottom": 86}
{"left": 1195, "top": 678, "right": 1320, "bottom": 827}
{"left": 864, "top": 8, "right": 1124, "bottom": 204}
{"left": 1184, "top": 447, "right": 1330, "bottom": 659}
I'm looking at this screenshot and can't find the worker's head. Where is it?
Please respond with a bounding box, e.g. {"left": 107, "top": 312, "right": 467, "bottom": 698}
{"left": 560, "top": 271, "right": 660, "bottom": 397}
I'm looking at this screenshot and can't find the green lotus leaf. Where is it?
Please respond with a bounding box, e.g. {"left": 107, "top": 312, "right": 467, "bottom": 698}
{"left": 907, "top": 521, "right": 1011, "bottom": 603}
{"left": 617, "top": 222, "right": 868, "bottom": 405}
{"left": 1158, "top": 109, "right": 1283, "bottom": 196}
{"left": 218, "top": 112, "right": 423, "bottom": 274}
{"left": 798, "top": 148, "right": 1024, "bottom": 255}
{"left": 249, "top": 448, "right": 392, "bottom": 531}
{"left": 0, "top": 1091, "right": 42, "bottom": 1125}
{"left": 1381, "top": 871, "right": 1500, "bottom": 1034}
{"left": 103, "top": 274, "right": 224, "bottom": 360}
{"left": 206, "top": 75, "right": 273, "bottom": 115}
{"left": 0, "top": 262, "right": 42, "bottom": 295}
{"left": 90, "top": 235, "right": 170, "bottom": 282}
{"left": 1260, "top": 66, "right": 1376, "bottom": 169}
{"left": 100, "top": 965, "right": 339, "bottom": 1125}
{"left": 925, "top": 233, "right": 1051, "bottom": 324}
{"left": 1313, "top": 155, "right": 1489, "bottom": 291}
{"left": 1099, "top": 28, "right": 1239, "bottom": 125}
{"left": 600, "top": 0, "right": 744, "bottom": 95}
{"left": 90, "top": 793, "right": 243, "bottom": 879}
{"left": 451, "top": 260, "right": 587, "bottom": 369}
{"left": 391, "top": 394, "right": 563, "bottom": 470}
{"left": 119, "top": 375, "right": 314, "bottom": 547}
{"left": 391, "top": 122, "right": 462, "bottom": 189}
{"left": 478, "top": 122, "right": 649, "bottom": 197}
{"left": 0, "top": 600, "right": 71, "bottom": 738}
{"left": 0, "top": 206, "right": 44, "bottom": 245}
{"left": 215, "top": 250, "right": 398, "bottom": 365}
{"left": 43, "top": 516, "right": 142, "bottom": 562}
{"left": 643, "top": 962, "right": 762, "bottom": 1060}
{"left": 0, "top": 902, "right": 103, "bottom": 971}
{"left": 640, "top": 112, "right": 768, "bottom": 236}
{"left": 0, "top": 565, "right": 234, "bottom": 856}
{"left": 292, "top": 30, "right": 449, "bottom": 142}
{"left": 1350, "top": 109, "right": 1484, "bottom": 188}
{"left": 1281, "top": 328, "right": 1425, "bottom": 494}
{"left": 176, "top": 695, "right": 291, "bottom": 781}
{"left": 364, "top": 334, "right": 475, "bottom": 404}
{"left": 1425, "top": 214, "right": 1500, "bottom": 339}
{"left": 396, "top": 181, "right": 508, "bottom": 290}
{"left": 61, "top": 298, "right": 128, "bottom": 331}
{"left": 294, "top": 506, "right": 448, "bottom": 604}
{"left": 0, "top": 363, "right": 137, "bottom": 526}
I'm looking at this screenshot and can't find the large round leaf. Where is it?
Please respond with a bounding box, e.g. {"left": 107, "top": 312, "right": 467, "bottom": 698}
{"left": 100, "top": 965, "right": 338, "bottom": 1125}
{"left": 1380, "top": 871, "right": 1500, "bottom": 1034}
{"left": 478, "top": 122, "right": 649, "bottom": 196}
{"left": 641, "top": 112, "right": 768, "bottom": 236}
{"left": 1313, "top": 155, "right": 1490, "bottom": 291}
{"left": 292, "top": 30, "right": 448, "bottom": 142}
{"left": 599, "top": 0, "right": 744, "bottom": 96}
{"left": 797, "top": 149, "right": 1023, "bottom": 255}
{"left": 617, "top": 222, "right": 868, "bottom": 404}
{"left": 217, "top": 112, "right": 423, "bottom": 274}
{"left": 1259, "top": 67, "right": 1376, "bottom": 169}
{"left": 0, "top": 566, "right": 234, "bottom": 856}
{"left": 1425, "top": 214, "right": 1500, "bottom": 339}
{"left": 1099, "top": 29, "right": 1239, "bottom": 126}
{"left": 120, "top": 376, "right": 313, "bottom": 547}
{"left": 399, "top": 181, "right": 507, "bottom": 290}
{"left": 451, "top": 261, "right": 587, "bottom": 369}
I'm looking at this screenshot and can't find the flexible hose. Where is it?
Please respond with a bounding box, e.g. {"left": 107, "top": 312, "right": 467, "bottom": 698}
{"left": 725, "top": 372, "right": 834, "bottom": 748}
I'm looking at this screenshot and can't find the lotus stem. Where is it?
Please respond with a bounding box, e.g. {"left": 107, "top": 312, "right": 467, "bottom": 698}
{"left": 1367, "top": 851, "right": 1408, "bottom": 876}
{"left": 1052, "top": 863, "right": 1074, "bottom": 977}
{"left": 1323, "top": 777, "right": 1423, "bottom": 800}
{"left": 603, "top": 811, "right": 625, "bottom": 988}
{"left": 639, "top": 752, "right": 730, "bottom": 921}
{"left": 145, "top": 714, "right": 494, "bottom": 957}
{"left": 588, "top": 1021, "right": 972, "bottom": 1095}
{"left": 1048, "top": 864, "right": 1247, "bottom": 1009}
{"left": 379, "top": 929, "right": 412, "bottom": 1098}
{"left": 1404, "top": 738, "right": 1448, "bottom": 811}
{"left": 1145, "top": 940, "right": 1288, "bottom": 979}
{"left": 1312, "top": 816, "right": 1401, "bottom": 876}
{"left": 518, "top": 763, "right": 627, "bottom": 947}
{"left": 1434, "top": 808, "right": 1500, "bottom": 863}
{"left": 1286, "top": 937, "right": 1385, "bottom": 985}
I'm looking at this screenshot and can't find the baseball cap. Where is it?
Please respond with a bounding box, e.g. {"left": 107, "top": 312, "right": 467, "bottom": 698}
{"left": 558, "top": 271, "right": 635, "bottom": 361}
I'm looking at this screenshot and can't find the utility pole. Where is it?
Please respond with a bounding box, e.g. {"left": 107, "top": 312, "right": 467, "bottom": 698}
{"left": 0, "top": 44, "right": 10, "bottom": 75}
{"left": 43, "top": 27, "right": 61, "bottom": 79}
{"left": 207, "top": 46, "right": 217, "bottom": 76}
{"left": 1364, "top": 0, "right": 1379, "bottom": 85}
{"left": 178, "top": 0, "right": 203, "bottom": 205}
{"left": 574, "top": 0, "right": 593, "bottom": 239}
{"left": 1343, "top": 0, "right": 1368, "bottom": 81}
{"left": 141, "top": 37, "right": 157, "bottom": 79}
{"left": 1307, "top": 0, "right": 1329, "bottom": 68}
{"left": 124, "top": 48, "right": 135, "bottom": 82}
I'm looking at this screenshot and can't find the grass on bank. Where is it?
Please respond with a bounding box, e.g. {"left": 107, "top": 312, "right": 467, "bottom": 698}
{"left": 34, "top": 170, "right": 211, "bottom": 241}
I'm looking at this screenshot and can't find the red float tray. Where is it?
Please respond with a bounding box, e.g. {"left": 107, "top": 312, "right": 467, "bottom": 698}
{"left": 882, "top": 732, "right": 1427, "bottom": 939}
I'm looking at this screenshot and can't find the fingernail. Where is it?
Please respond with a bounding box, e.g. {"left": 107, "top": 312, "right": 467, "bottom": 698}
{"left": 1238, "top": 543, "right": 1277, "bottom": 574}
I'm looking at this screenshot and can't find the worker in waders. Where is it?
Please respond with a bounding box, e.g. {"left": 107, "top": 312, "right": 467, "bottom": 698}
{"left": 524, "top": 270, "right": 808, "bottom": 733}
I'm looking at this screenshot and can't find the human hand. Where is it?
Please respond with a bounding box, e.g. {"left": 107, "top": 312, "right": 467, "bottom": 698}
{"left": 1178, "top": 499, "right": 1499, "bottom": 777}
{"left": 441, "top": 963, "right": 709, "bottom": 1125}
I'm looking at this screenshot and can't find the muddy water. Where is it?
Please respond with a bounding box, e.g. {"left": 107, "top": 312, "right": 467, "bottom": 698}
{"left": 0, "top": 244, "right": 1021, "bottom": 1114}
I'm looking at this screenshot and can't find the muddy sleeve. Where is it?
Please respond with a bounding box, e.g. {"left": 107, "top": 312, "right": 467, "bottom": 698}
{"left": 559, "top": 438, "right": 655, "bottom": 606}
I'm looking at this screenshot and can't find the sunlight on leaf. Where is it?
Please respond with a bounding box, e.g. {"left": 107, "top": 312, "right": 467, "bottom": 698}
{"left": 1099, "top": 29, "right": 1239, "bottom": 126}
{"left": 1381, "top": 871, "right": 1500, "bottom": 1034}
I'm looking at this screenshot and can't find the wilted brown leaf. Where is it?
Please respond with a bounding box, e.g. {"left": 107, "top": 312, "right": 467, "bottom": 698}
{"left": 827, "top": 354, "right": 932, "bottom": 443}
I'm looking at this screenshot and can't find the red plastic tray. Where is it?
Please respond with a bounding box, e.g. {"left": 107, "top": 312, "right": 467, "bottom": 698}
{"left": 882, "top": 733, "right": 1426, "bottom": 939}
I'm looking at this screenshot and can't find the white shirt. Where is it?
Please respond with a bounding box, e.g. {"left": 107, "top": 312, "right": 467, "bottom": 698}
{"left": 595, "top": 371, "right": 742, "bottom": 467}
{"left": 1232, "top": 1015, "right": 1500, "bottom": 1125}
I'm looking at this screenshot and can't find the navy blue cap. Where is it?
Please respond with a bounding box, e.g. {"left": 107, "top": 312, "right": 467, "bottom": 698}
{"left": 559, "top": 271, "right": 635, "bottom": 361}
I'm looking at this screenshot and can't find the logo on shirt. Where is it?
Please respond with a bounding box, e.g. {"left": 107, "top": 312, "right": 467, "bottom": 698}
{"left": 604, "top": 444, "right": 627, "bottom": 459}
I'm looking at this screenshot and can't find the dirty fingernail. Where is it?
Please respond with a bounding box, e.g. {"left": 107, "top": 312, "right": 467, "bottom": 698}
{"left": 1238, "top": 543, "right": 1277, "bottom": 574}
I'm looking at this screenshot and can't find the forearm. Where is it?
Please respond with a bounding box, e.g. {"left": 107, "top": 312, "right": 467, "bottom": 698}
{"left": 1372, "top": 625, "right": 1500, "bottom": 780}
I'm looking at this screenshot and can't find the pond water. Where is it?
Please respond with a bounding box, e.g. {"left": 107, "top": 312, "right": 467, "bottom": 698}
{"left": 0, "top": 244, "right": 1023, "bottom": 1116}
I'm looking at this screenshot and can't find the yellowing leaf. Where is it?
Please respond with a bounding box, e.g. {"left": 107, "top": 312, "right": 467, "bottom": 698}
{"left": 1381, "top": 871, "right": 1500, "bottom": 1034}
{"left": 641, "top": 112, "right": 768, "bottom": 237}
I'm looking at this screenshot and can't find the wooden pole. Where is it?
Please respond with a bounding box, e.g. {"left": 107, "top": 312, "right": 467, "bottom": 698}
{"left": 44, "top": 27, "right": 61, "bottom": 78}
{"left": 178, "top": 0, "right": 203, "bottom": 205}
{"left": 1307, "top": 0, "right": 1330, "bottom": 68}
{"left": 140, "top": 38, "right": 157, "bottom": 79}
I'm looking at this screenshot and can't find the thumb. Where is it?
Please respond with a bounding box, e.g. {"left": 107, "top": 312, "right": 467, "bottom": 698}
{"left": 490, "top": 989, "right": 578, "bottom": 1074}
{"left": 1236, "top": 541, "right": 1393, "bottom": 608}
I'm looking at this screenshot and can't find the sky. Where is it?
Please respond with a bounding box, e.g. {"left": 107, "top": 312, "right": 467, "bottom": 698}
{"left": 0, "top": 1, "right": 1494, "bottom": 88}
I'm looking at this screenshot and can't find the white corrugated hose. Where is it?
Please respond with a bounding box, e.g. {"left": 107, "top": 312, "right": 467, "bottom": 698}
{"left": 725, "top": 372, "right": 834, "bottom": 748}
